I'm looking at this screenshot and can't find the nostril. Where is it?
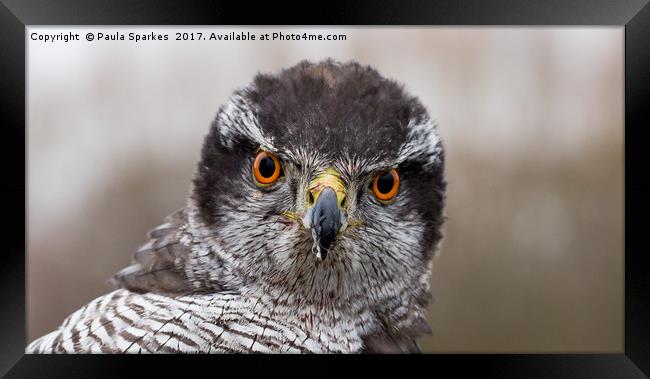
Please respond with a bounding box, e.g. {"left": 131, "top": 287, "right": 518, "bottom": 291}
{"left": 340, "top": 195, "right": 347, "bottom": 208}
{"left": 307, "top": 192, "right": 314, "bottom": 206}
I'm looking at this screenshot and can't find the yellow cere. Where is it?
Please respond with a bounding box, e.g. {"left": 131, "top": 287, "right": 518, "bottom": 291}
{"left": 308, "top": 167, "right": 347, "bottom": 206}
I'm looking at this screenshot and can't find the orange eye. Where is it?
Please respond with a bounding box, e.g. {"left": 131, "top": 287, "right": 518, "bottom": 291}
{"left": 371, "top": 169, "right": 400, "bottom": 201}
{"left": 253, "top": 151, "right": 282, "bottom": 185}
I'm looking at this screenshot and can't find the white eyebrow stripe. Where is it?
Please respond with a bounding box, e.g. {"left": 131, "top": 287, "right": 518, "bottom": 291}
{"left": 216, "top": 90, "right": 275, "bottom": 151}
{"left": 397, "top": 116, "right": 443, "bottom": 168}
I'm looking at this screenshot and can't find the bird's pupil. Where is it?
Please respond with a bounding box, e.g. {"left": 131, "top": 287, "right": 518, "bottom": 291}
{"left": 259, "top": 156, "right": 276, "bottom": 178}
{"left": 377, "top": 172, "right": 394, "bottom": 194}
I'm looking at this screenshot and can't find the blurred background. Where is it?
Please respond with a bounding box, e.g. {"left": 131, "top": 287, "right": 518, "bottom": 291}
{"left": 27, "top": 27, "right": 623, "bottom": 352}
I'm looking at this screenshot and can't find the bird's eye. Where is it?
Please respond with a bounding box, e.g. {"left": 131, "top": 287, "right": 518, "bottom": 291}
{"left": 253, "top": 151, "right": 282, "bottom": 186}
{"left": 371, "top": 169, "right": 400, "bottom": 201}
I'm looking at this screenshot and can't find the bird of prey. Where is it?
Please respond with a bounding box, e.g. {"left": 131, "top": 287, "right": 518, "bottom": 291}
{"left": 27, "top": 59, "right": 446, "bottom": 354}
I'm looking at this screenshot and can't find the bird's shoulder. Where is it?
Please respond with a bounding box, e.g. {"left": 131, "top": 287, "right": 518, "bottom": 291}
{"left": 109, "top": 207, "right": 219, "bottom": 295}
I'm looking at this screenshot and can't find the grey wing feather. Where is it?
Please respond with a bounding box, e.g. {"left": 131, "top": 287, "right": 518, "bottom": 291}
{"left": 361, "top": 316, "right": 432, "bottom": 354}
{"left": 109, "top": 208, "right": 195, "bottom": 295}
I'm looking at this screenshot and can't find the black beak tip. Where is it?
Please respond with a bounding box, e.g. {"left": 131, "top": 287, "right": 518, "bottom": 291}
{"left": 311, "top": 187, "right": 342, "bottom": 259}
{"left": 317, "top": 247, "right": 329, "bottom": 261}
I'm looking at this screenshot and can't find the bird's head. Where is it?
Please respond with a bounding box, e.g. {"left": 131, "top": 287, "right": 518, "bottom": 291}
{"left": 191, "top": 60, "right": 446, "bottom": 308}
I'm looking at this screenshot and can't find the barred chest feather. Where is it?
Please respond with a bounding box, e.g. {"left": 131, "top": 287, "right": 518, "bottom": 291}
{"left": 27, "top": 288, "right": 373, "bottom": 353}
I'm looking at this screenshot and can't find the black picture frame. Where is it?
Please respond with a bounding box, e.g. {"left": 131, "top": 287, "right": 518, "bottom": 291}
{"left": 1, "top": 0, "right": 648, "bottom": 377}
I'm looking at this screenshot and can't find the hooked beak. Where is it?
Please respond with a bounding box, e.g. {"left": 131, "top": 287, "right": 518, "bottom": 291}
{"left": 303, "top": 168, "right": 347, "bottom": 261}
